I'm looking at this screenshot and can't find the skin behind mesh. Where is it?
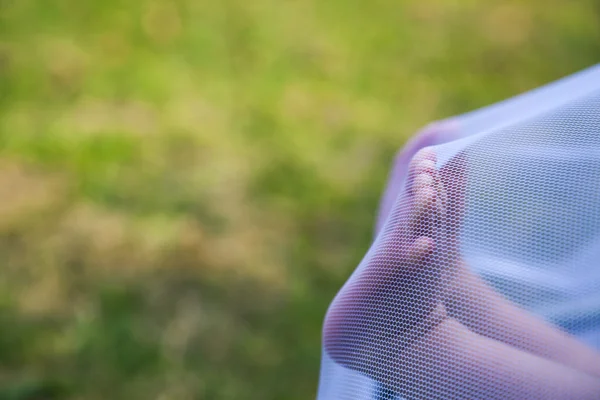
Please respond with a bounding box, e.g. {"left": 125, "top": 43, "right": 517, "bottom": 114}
{"left": 317, "top": 67, "right": 600, "bottom": 400}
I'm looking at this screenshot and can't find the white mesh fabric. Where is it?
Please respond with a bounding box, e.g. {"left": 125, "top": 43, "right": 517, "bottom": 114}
{"left": 317, "top": 65, "right": 600, "bottom": 400}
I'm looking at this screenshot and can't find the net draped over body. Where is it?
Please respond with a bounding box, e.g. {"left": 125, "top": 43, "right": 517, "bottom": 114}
{"left": 317, "top": 65, "right": 600, "bottom": 400}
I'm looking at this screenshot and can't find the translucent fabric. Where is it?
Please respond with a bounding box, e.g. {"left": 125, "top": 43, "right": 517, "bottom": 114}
{"left": 317, "top": 65, "right": 600, "bottom": 399}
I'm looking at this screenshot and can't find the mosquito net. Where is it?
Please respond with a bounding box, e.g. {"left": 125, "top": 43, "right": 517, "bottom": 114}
{"left": 317, "top": 65, "right": 600, "bottom": 399}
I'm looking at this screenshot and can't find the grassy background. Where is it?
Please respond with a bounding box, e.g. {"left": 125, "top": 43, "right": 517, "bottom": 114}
{"left": 0, "top": 0, "right": 599, "bottom": 399}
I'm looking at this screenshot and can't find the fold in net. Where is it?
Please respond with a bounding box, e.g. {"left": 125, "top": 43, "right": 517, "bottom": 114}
{"left": 317, "top": 65, "right": 600, "bottom": 399}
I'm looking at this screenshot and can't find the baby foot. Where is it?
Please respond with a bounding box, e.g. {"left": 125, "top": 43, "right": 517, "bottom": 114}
{"left": 323, "top": 148, "right": 455, "bottom": 382}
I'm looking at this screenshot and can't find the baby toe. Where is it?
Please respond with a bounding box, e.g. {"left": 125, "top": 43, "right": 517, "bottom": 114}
{"left": 414, "top": 148, "right": 437, "bottom": 164}
{"left": 410, "top": 174, "right": 437, "bottom": 236}
{"left": 408, "top": 150, "right": 438, "bottom": 195}
{"left": 406, "top": 236, "right": 435, "bottom": 267}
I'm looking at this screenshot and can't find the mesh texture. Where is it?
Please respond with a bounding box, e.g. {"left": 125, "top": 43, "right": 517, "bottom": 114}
{"left": 317, "top": 65, "right": 600, "bottom": 400}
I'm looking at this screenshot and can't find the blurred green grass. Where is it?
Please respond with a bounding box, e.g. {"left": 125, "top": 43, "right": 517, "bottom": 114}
{"left": 0, "top": 0, "right": 599, "bottom": 399}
